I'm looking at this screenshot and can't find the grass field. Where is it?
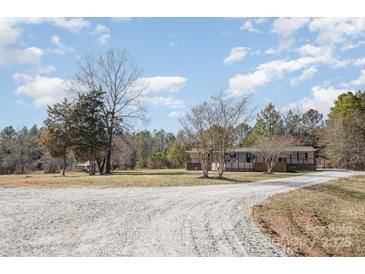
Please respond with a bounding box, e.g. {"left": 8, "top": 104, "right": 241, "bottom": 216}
{"left": 252, "top": 175, "right": 365, "bottom": 256}
{"left": 0, "top": 169, "right": 308, "bottom": 188}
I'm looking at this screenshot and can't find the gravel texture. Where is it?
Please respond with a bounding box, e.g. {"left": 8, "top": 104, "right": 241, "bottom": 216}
{"left": 0, "top": 170, "right": 362, "bottom": 256}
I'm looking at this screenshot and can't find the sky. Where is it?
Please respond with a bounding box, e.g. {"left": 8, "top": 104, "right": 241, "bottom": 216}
{"left": 1, "top": 17, "right": 365, "bottom": 133}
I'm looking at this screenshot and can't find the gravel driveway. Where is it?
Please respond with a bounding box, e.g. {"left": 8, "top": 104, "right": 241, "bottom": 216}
{"left": 0, "top": 170, "right": 362, "bottom": 256}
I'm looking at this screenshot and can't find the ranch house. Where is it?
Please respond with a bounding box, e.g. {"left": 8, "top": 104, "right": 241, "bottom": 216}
{"left": 186, "top": 146, "right": 317, "bottom": 172}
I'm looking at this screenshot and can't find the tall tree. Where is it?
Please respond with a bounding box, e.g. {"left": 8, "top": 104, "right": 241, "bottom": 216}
{"left": 71, "top": 89, "right": 107, "bottom": 175}
{"left": 251, "top": 103, "right": 284, "bottom": 142}
{"left": 41, "top": 98, "right": 74, "bottom": 176}
{"left": 0, "top": 126, "right": 17, "bottom": 174}
{"left": 72, "top": 49, "right": 146, "bottom": 174}
{"left": 135, "top": 130, "right": 153, "bottom": 168}
{"left": 284, "top": 110, "right": 301, "bottom": 143}
{"left": 324, "top": 91, "right": 365, "bottom": 170}
{"left": 301, "top": 109, "right": 323, "bottom": 147}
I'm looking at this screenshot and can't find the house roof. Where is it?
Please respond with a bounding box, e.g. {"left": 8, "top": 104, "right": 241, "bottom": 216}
{"left": 187, "top": 146, "right": 316, "bottom": 154}
{"left": 228, "top": 147, "right": 317, "bottom": 153}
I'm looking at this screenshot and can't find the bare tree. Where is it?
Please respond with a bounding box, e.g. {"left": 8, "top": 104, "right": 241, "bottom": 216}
{"left": 324, "top": 113, "right": 365, "bottom": 170}
{"left": 181, "top": 93, "right": 251, "bottom": 178}
{"left": 208, "top": 94, "right": 251, "bottom": 177}
{"left": 71, "top": 49, "right": 146, "bottom": 174}
{"left": 254, "top": 134, "right": 294, "bottom": 173}
{"left": 180, "top": 102, "right": 211, "bottom": 178}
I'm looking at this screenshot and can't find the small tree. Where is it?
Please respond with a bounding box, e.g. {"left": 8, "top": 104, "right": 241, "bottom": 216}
{"left": 41, "top": 98, "right": 74, "bottom": 176}
{"left": 166, "top": 142, "right": 186, "bottom": 168}
{"left": 254, "top": 135, "right": 294, "bottom": 173}
{"left": 147, "top": 150, "right": 168, "bottom": 169}
{"left": 180, "top": 102, "right": 211, "bottom": 178}
{"left": 208, "top": 94, "right": 251, "bottom": 178}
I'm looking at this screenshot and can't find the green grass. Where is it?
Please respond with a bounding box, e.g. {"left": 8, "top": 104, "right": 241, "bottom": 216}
{"left": 251, "top": 175, "right": 365, "bottom": 256}
{"left": 0, "top": 168, "right": 308, "bottom": 188}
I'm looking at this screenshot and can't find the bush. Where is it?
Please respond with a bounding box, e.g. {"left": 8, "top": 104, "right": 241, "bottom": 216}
{"left": 147, "top": 150, "right": 168, "bottom": 169}
{"left": 43, "top": 160, "right": 59, "bottom": 174}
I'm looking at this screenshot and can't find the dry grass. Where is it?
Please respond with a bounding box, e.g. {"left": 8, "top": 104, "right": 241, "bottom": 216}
{"left": 252, "top": 175, "right": 365, "bottom": 256}
{"left": 0, "top": 169, "right": 306, "bottom": 188}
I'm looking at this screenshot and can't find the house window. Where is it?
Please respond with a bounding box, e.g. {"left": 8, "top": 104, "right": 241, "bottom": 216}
{"left": 290, "top": 154, "right": 292, "bottom": 163}
{"left": 305, "top": 152, "right": 308, "bottom": 161}
{"left": 297, "top": 152, "right": 300, "bottom": 161}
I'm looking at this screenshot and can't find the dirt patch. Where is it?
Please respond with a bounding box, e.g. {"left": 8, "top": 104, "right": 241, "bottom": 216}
{"left": 251, "top": 176, "right": 365, "bottom": 256}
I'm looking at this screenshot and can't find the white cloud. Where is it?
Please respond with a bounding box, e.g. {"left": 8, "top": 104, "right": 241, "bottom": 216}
{"left": 32, "top": 65, "right": 56, "bottom": 74}
{"left": 268, "top": 18, "right": 310, "bottom": 54}
{"left": 0, "top": 20, "right": 21, "bottom": 46}
{"left": 227, "top": 70, "right": 270, "bottom": 97}
{"left": 133, "top": 76, "right": 187, "bottom": 110}
{"left": 0, "top": 47, "right": 43, "bottom": 66}
{"left": 51, "top": 35, "right": 74, "bottom": 55}
{"left": 226, "top": 55, "right": 332, "bottom": 97}
{"left": 93, "top": 24, "right": 111, "bottom": 45}
{"left": 353, "top": 57, "right": 365, "bottom": 66}
{"left": 1, "top": 18, "right": 90, "bottom": 35}
{"left": 135, "top": 76, "right": 187, "bottom": 94}
{"left": 223, "top": 47, "right": 248, "bottom": 65}
{"left": 309, "top": 18, "right": 365, "bottom": 46}
{"left": 254, "top": 18, "right": 267, "bottom": 24}
{"left": 50, "top": 18, "right": 90, "bottom": 32}
{"left": 290, "top": 67, "right": 317, "bottom": 86}
{"left": 272, "top": 17, "right": 310, "bottom": 37}
{"left": 341, "top": 40, "right": 365, "bottom": 51}
{"left": 297, "top": 44, "right": 348, "bottom": 68}
{"left": 351, "top": 70, "right": 365, "bottom": 86}
{"left": 168, "top": 111, "right": 185, "bottom": 118}
{"left": 13, "top": 73, "right": 68, "bottom": 107}
{"left": 265, "top": 37, "right": 294, "bottom": 54}
{"left": 281, "top": 85, "right": 344, "bottom": 115}
{"left": 240, "top": 20, "right": 260, "bottom": 33}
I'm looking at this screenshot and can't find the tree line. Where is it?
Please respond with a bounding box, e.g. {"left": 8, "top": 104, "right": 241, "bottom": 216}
{"left": 0, "top": 125, "right": 187, "bottom": 175}
{"left": 0, "top": 47, "right": 364, "bottom": 176}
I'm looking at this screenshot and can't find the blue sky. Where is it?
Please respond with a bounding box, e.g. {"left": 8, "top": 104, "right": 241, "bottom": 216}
{"left": 1, "top": 17, "right": 365, "bottom": 133}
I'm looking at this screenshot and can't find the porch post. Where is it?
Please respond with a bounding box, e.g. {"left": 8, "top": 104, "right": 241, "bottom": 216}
{"left": 237, "top": 153, "right": 240, "bottom": 171}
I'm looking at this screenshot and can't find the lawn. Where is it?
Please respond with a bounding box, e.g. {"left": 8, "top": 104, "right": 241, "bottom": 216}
{"left": 0, "top": 169, "right": 308, "bottom": 188}
{"left": 251, "top": 175, "right": 365, "bottom": 256}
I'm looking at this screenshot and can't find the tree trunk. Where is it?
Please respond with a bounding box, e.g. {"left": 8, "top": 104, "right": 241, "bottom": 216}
{"left": 105, "top": 130, "right": 113, "bottom": 174}
{"left": 201, "top": 156, "right": 209, "bottom": 178}
{"left": 62, "top": 152, "right": 67, "bottom": 176}
{"left": 96, "top": 158, "right": 105, "bottom": 175}
{"left": 218, "top": 153, "right": 224, "bottom": 178}
{"left": 266, "top": 160, "right": 273, "bottom": 173}
{"left": 89, "top": 149, "right": 96, "bottom": 176}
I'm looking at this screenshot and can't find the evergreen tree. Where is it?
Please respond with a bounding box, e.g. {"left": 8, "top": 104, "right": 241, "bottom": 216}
{"left": 41, "top": 98, "right": 74, "bottom": 175}
{"left": 251, "top": 103, "right": 284, "bottom": 141}
{"left": 71, "top": 89, "right": 107, "bottom": 175}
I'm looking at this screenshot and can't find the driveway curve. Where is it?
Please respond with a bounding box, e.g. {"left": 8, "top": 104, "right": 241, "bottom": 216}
{"left": 0, "top": 170, "right": 362, "bottom": 256}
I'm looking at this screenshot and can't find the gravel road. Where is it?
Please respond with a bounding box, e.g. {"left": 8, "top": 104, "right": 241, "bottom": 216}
{"left": 0, "top": 170, "right": 362, "bottom": 256}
